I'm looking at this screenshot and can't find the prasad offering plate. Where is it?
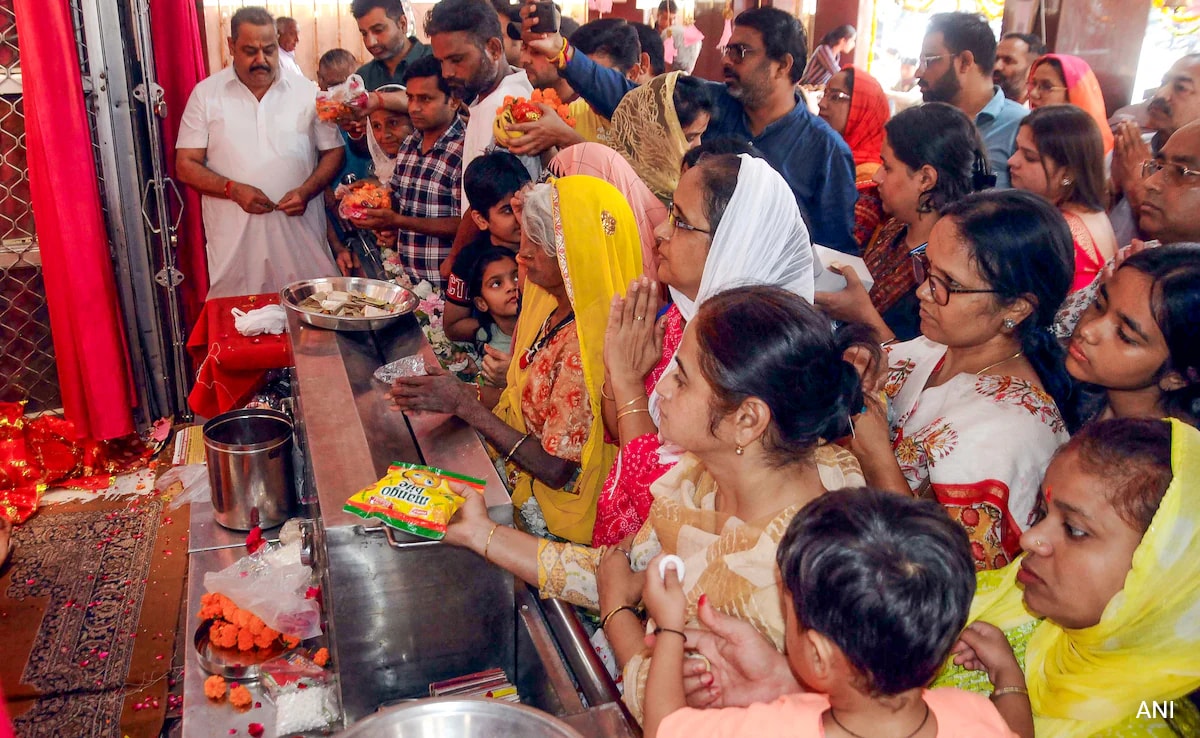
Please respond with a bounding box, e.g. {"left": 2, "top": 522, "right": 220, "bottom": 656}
{"left": 281, "top": 277, "right": 419, "bottom": 332}
{"left": 193, "top": 618, "right": 287, "bottom": 681}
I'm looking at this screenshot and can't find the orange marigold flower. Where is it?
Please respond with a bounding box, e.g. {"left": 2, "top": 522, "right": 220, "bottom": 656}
{"left": 213, "top": 623, "right": 238, "bottom": 649}
{"left": 282, "top": 635, "right": 300, "bottom": 648}
{"left": 229, "top": 682, "right": 253, "bottom": 709}
{"left": 246, "top": 616, "right": 265, "bottom": 636}
{"left": 312, "top": 648, "right": 330, "bottom": 667}
{"left": 204, "top": 675, "right": 227, "bottom": 701}
{"left": 237, "top": 628, "right": 256, "bottom": 651}
{"left": 254, "top": 630, "right": 278, "bottom": 650}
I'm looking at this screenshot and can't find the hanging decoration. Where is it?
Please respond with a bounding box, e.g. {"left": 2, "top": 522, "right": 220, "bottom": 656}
{"left": 895, "top": 0, "right": 1003, "bottom": 21}
{"left": 1153, "top": 0, "right": 1200, "bottom": 35}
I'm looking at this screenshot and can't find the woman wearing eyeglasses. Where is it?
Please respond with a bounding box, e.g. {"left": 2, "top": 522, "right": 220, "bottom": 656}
{"left": 1008, "top": 105, "right": 1117, "bottom": 292}
{"left": 1026, "top": 54, "right": 1113, "bottom": 155}
{"left": 849, "top": 190, "right": 1075, "bottom": 572}
{"left": 817, "top": 67, "right": 890, "bottom": 250}
{"left": 816, "top": 103, "right": 986, "bottom": 342}
{"left": 592, "top": 153, "right": 861, "bottom": 548}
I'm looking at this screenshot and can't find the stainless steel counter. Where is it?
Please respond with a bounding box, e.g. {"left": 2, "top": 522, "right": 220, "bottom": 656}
{"left": 180, "top": 308, "right": 638, "bottom": 737}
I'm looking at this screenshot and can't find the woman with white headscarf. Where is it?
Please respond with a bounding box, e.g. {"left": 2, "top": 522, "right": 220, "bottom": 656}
{"left": 593, "top": 152, "right": 861, "bottom": 546}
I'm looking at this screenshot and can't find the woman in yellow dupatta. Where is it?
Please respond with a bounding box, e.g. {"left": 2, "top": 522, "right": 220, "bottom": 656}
{"left": 391, "top": 175, "right": 641, "bottom": 543}
{"left": 936, "top": 417, "right": 1200, "bottom": 737}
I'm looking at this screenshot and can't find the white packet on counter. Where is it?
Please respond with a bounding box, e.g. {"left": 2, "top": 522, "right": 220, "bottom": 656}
{"left": 373, "top": 355, "right": 427, "bottom": 384}
{"left": 232, "top": 304, "right": 287, "bottom": 336}
{"left": 156, "top": 463, "right": 210, "bottom": 510}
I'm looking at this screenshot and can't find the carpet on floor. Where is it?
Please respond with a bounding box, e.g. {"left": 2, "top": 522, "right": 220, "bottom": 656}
{"left": 0, "top": 489, "right": 188, "bottom": 738}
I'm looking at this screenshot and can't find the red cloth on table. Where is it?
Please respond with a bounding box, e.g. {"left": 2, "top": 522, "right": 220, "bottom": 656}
{"left": 186, "top": 294, "right": 293, "bottom": 418}
{"left": 15, "top": 0, "right": 136, "bottom": 440}
{"left": 151, "top": 0, "right": 211, "bottom": 328}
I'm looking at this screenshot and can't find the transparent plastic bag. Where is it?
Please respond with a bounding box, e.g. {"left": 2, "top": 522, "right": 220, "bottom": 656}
{"left": 373, "top": 355, "right": 427, "bottom": 384}
{"left": 203, "top": 542, "right": 322, "bottom": 640}
{"left": 263, "top": 652, "right": 340, "bottom": 733}
{"left": 156, "top": 463, "right": 210, "bottom": 510}
{"left": 315, "top": 73, "right": 368, "bottom": 121}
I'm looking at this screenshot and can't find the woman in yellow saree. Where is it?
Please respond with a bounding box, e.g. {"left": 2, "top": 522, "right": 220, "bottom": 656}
{"left": 938, "top": 417, "right": 1200, "bottom": 737}
{"left": 390, "top": 175, "right": 642, "bottom": 543}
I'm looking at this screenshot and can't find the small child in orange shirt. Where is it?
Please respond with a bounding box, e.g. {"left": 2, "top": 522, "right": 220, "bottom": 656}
{"left": 641, "top": 487, "right": 1026, "bottom": 738}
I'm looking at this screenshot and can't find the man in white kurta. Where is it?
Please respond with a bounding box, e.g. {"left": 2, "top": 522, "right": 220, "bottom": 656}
{"left": 176, "top": 6, "right": 344, "bottom": 298}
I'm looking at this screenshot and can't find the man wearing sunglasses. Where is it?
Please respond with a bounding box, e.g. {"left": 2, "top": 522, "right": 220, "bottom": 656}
{"left": 521, "top": 3, "right": 859, "bottom": 255}
{"left": 916, "top": 12, "right": 1024, "bottom": 188}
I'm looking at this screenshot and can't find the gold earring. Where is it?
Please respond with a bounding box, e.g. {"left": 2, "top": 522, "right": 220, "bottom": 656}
{"left": 1061, "top": 177, "right": 1072, "bottom": 187}
{"left": 735, "top": 445, "right": 744, "bottom": 456}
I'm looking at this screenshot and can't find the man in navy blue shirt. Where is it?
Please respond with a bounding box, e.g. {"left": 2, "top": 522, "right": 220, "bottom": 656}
{"left": 523, "top": 5, "right": 859, "bottom": 254}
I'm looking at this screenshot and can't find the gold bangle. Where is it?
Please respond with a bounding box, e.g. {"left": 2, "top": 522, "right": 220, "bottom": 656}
{"left": 482, "top": 523, "right": 500, "bottom": 562}
{"left": 505, "top": 433, "right": 531, "bottom": 463}
{"left": 600, "top": 604, "right": 637, "bottom": 629}
{"left": 990, "top": 685, "right": 1029, "bottom": 699}
{"left": 616, "top": 407, "right": 650, "bottom": 421}
{"left": 616, "top": 395, "right": 645, "bottom": 412}
{"left": 600, "top": 383, "right": 614, "bottom": 402}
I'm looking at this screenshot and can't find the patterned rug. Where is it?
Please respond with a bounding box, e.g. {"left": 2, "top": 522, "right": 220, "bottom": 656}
{"left": 0, "top": 493, "right": 187, "bottom": 738}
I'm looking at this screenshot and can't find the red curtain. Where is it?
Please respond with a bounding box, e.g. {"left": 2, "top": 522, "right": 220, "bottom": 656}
{"left": 150, "top": 0, "right": 210, "bottom": 327}
{"left": 14, "top": 0, "right": 134, "bottom": 439}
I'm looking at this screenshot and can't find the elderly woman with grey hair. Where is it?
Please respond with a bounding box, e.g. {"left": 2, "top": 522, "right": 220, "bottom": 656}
{"left": 389, "top": 176, "right": 643, "bottom": 543}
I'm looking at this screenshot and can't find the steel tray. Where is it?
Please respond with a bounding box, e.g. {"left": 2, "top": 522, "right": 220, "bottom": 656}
{"left": 280, "top": 277, "right": 419, "bottom": 332}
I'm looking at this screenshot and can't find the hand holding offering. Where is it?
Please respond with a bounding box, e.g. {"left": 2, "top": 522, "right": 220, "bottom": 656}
{"left": 493, "top": 89, "right": 575, "bottom": 147}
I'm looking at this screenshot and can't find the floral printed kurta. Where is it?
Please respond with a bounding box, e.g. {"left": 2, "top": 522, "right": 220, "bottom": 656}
{"left": 520, "top": 325, "right": 592, "bottom": 464}
{"left": 885, "top": 337, "right": 1069, "bottom": 570}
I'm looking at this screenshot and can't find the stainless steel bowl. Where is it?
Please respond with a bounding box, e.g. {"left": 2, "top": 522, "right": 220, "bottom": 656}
{"left": 193, "top": 618, "right": 287, "bottom": 681}
{"left": 281, "top": 277, "right": 420, "bottom": 332}
{"left": 338, "top": 697, "right": 585, "bottom": 738}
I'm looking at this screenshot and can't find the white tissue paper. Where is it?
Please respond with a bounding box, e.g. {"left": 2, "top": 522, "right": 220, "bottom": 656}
{"left": 232, "top": 304, "right": 288, "bottom": 336}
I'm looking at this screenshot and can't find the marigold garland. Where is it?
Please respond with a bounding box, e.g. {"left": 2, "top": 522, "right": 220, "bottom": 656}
{"left": 199, "top": 592, "right": 302, "bottom": 652}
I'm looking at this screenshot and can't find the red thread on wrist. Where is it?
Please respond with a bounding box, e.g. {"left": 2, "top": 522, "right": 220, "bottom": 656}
{"left": 224, "top": 180, "right": 235, "bottom": 199}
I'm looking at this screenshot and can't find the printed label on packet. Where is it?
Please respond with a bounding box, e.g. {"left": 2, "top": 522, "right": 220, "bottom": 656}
{"left": 343, "top": 462, "right": 485, "bottom": 540}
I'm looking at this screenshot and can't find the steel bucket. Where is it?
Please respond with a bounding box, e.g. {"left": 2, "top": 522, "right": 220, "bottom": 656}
{"left": 203, "top": 408, "right": 296, "bottom": 530}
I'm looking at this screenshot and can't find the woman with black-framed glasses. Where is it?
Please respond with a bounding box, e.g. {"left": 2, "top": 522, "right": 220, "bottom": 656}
{"left": 848, "top": 190, "right": 1077, "bottom": 572}
{"left": 815, "top": 102, "right": 987, "bottom": 342}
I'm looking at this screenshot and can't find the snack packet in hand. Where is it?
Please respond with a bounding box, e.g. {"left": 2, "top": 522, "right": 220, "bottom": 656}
{"left": 343, "top": 462, "right": 485, "bottom": 540}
